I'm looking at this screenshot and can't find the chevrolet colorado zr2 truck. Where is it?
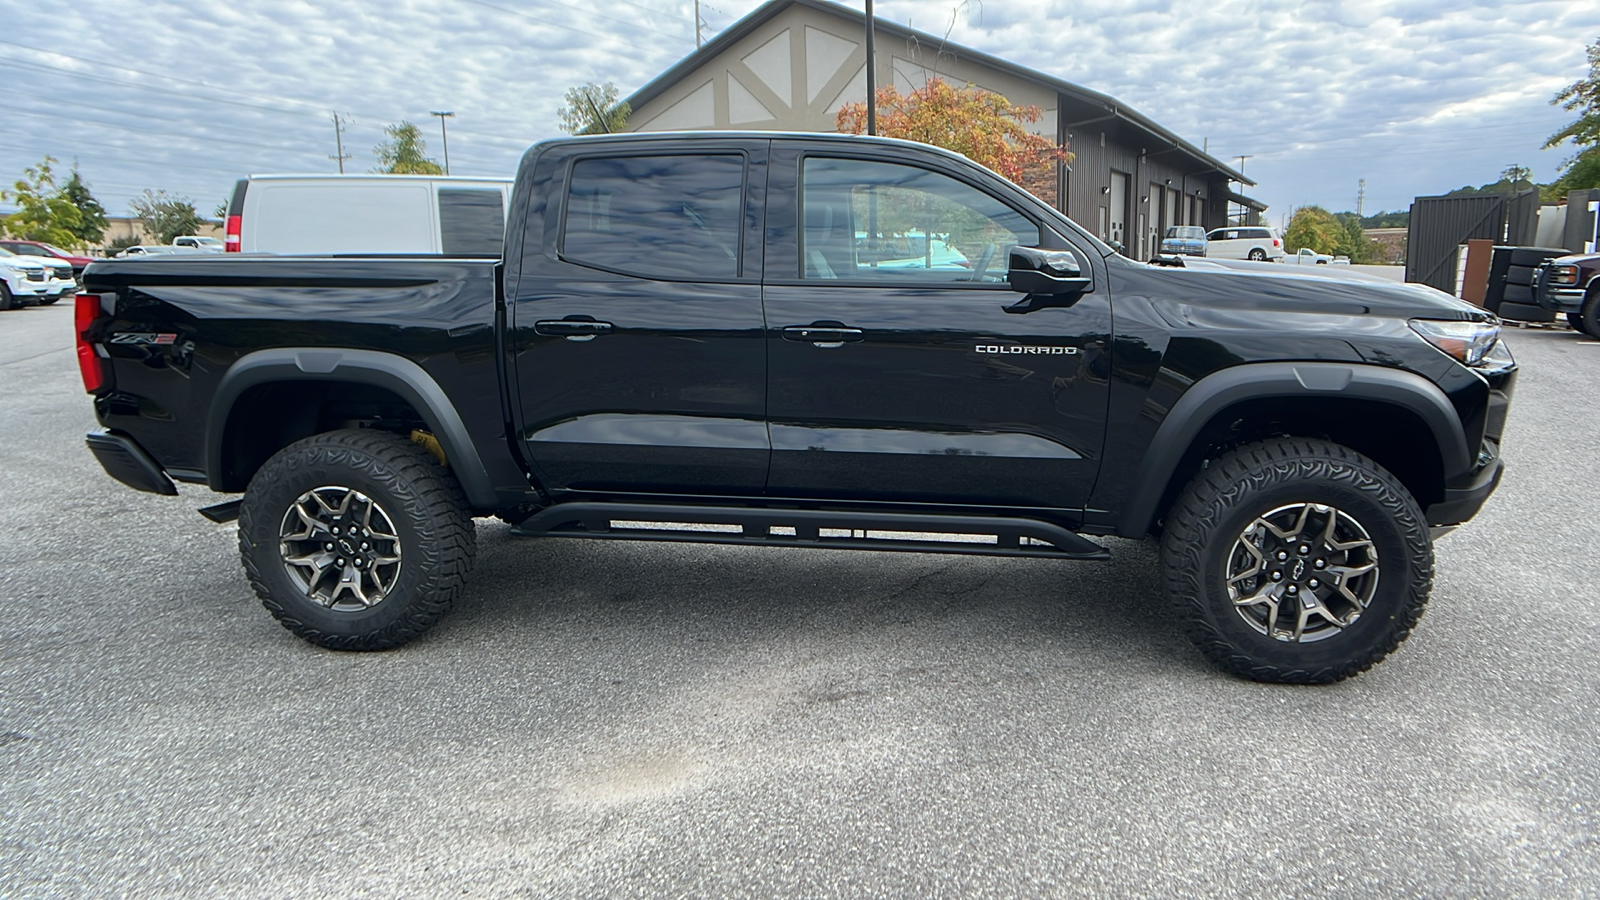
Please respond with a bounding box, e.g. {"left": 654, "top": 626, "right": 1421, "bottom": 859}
{"left": 76, "top": 132, "right": 1516, "bottom": 684}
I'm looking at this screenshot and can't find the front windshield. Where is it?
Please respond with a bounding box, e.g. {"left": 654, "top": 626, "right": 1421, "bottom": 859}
{"left": 0, "top": 247, "right": 15, "bottom": 258}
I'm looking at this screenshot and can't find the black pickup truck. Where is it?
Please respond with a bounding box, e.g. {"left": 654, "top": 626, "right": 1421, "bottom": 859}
{"left": 77, "top": 132, "right": 1516, "bottom": 683}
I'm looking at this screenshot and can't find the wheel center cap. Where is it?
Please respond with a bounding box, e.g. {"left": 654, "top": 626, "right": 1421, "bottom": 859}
{"left": 1292, "top": 558, "right": 1306, "bottom": 581}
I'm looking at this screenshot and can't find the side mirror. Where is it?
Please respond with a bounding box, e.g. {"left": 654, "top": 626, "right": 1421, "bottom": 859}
{"left": 1007, "top": 246, "right": 1091, "bottom": 296}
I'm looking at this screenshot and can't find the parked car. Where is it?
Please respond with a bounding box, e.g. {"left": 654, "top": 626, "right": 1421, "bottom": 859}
{"left": 0, "top": 245, "right": 75, "bottom": 307}
{"left": 1159, "top": 225, "right": 1207, "bottom": 257}
{"left": 79, "top": 132, "right": 1517, "bottom": 686}
{"left": 1535, "top": 252, "right": 1600, "bottom": 336}
{"left": 1205, "top": 226, "right": 1285, "bottom": 262}
{"left": 224, "top": 174, "right": 513, "bottom": 255}
{"left": 0, "top": 240, "right": 96, "bottom": 277}
{"left": 171, "top": 236, "right": 224, "bottom": 251}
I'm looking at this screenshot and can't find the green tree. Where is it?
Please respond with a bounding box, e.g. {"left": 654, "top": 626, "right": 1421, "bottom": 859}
{"left": 60, "top": 165, "right": 108, "bottom": 246}
{"left": 1332, "top": 212, "right": 1375, "bottom": 264}
{"left": 1, "top": 156, "right": 83, "bottom": 247}
{"left": 558, "top": 83, "right": 631, "bottom": 135}
{"left": 373, "top": 121, "right": 444, "bottom": 174}
{"left": 1545, "top": 35, "right": 1600, "bottom": 194}
{"left": 129, "top": 189, "right": 204, "bottom": 244}
{"left": 1284, "top": 206, "right": 1343, "bottom": 254}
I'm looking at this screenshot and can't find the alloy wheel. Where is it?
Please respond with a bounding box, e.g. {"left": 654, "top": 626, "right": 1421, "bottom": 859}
{"left": 1224, "top": 502, "right": 1380, "bottom": 643}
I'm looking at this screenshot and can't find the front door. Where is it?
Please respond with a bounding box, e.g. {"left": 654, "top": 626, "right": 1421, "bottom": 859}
{"left": 761, "top": 147, "right": 1111, "bottom": 514}
{"left": 508, "top": 141, "right": 770, "bottom": 495}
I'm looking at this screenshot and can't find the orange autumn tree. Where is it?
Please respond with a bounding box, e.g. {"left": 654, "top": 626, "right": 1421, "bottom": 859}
{"left": 836, "top": 79, "right": 1072, "bottom": 195}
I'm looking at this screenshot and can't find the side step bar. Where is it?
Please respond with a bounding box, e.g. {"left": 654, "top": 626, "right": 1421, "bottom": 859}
{"left": 510, "top": 502, "right": 1109, "bottom": 560}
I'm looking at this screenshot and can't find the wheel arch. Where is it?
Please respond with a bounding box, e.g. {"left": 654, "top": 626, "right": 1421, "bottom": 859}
{"left": 1116, "top": 362, "right": 1471, "bottom": 538}
{"left": 206, "top": 348, "right": 496, "bottom": 508}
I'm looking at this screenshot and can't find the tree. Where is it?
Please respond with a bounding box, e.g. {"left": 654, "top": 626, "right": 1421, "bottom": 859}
{"left": 836, "top": 79, "right": 1072, "bottom": 190}
{"left": 373, "top": 121, "right": 444, "bottom": 174}
{"left": 129, "top": 189, "right": 205, "bottom": 244}
{"left": 1545, "top": 35, "right": 1600, "bottom": 194}
{"left": 60, "top": 165, "right": 108, "bottom": 246}
{"left": 558, "top": 82, "right": 631, "bottom": 135}
{"left": 1, "top": 156, "right": 83, "bottom": 247}
{"left": 1284, "top": 206, "right": 1343, "bottom": 255}
{"left": 1332, "top": 212, "right": 1376, "bottom": 264}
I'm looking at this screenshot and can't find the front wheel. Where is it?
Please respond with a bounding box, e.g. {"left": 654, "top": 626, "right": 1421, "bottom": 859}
{"left": 1160, "top": 438, "right": 1433, "bottom": 684}
{"left": 1577, "top": 292, "right": 1600, "bottom": 338}
{"left": 1248, "top": 248, "right": 1267, "bottom": 261}
{"left": 238, "top": 428, "right": 476, "bottom": 650}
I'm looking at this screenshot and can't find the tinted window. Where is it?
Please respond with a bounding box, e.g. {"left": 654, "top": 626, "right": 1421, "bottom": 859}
{"left": 439, "top": 188, "right": 505, "bottom": 256}
{"left": 801, "top": 157, "right": 1038, "bottom": 282}
{"left": 562, "top": 154, "right": 744, "bottom": 280}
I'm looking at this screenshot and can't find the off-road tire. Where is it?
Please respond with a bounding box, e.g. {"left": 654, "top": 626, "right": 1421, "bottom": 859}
{"left": 1248, "top": 248, "right": 1267, "bottom": 261}
{"left": 1160, "top": 438, "right": 1433, "bottom": 684}
{"left": 239, "top": 428, "right": 476, "bottom": 650}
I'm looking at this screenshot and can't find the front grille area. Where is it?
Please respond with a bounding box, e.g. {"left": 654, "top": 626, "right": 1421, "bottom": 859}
{"left": 51, "top": 265, "right": 71, "bottom": 280}
{"left": 24, "top": 270, "right": 45, "bottom": 282}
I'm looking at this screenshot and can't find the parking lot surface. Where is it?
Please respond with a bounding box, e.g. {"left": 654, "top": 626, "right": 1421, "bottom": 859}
{"left": 2, "top": 302, "right": 1598, "bottom": 896}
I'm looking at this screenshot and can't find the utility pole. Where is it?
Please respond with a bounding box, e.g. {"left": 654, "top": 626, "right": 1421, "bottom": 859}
{"left": 1357, "top": 178, "right": 1366, "bottom": 219}
{"left": 329, "top": 113, "right": 352, "bottom": 173}
{"left": 1234, "top": 154, "right": 1252, "bottom": 224}
{"left": 694, "top": 0, "right": 703, "bottom": 47}
{"left": 430, "top": 111, "right": 454, "bottom": 175}
{"left": 865, "top": 0, "right": 876, "bottom": 136}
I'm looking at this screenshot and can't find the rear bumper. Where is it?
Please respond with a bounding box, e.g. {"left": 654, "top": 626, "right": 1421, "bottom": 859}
{"left": 1426, "top": 454, "right": 1503, "bottom": 527}
{"left": 86, "top": 431, "right": 178, "bottom": 495}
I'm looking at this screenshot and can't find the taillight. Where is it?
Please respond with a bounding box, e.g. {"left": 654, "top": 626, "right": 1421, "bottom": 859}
{"left": 1273, "top": 238, "right": 1282, "bottom": 247}
{"left": 225, "top": 215, "right": 241, "bottom": 252}
{"left": 75, "top": 292, "right": 111, "bottom": 394}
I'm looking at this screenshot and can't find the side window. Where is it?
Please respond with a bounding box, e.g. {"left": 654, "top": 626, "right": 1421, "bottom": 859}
{"left": 801, "top": 157, "right": 1039, "bottom": 282}
{"left": 1207, "top": 230, "right": 1225, "bottom": 241}
{"left": 439, "top": 188, "right": 505, "bottom": 256}
{"left": 562, "top": 154, "right": 744, "bottom": 280}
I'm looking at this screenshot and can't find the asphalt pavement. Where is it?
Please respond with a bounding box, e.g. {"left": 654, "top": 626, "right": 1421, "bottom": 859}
{"left": 2, "top": 301, "right": 1598, "bottom": 897}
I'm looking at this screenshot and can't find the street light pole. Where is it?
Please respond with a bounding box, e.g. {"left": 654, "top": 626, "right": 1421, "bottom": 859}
{"left": 430, "top": 111, "right": 455, "bottom": 175}
{"left": 865, "top": 0, "right": 876, "bottom": 136}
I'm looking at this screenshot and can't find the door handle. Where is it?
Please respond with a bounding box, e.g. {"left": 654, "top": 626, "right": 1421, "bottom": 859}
{"left": 783, "top": 325, "right": 864, "bottom": 345}
{"left": 535, "top": 319, "right": 614, "bottom": 341}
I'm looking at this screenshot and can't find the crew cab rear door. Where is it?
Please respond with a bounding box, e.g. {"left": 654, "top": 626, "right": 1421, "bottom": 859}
{"left": 507, "top": 139, "right": 770, "bottom": 495}
{"left": 760, "top": 141, "right": 1111, "bottom": 511}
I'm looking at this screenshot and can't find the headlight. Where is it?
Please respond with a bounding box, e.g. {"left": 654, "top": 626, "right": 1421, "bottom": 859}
{"left": 1409, "top": 318, "right": 1501, "bottom": 367}
{"left": 1547, "top": 264, "right": 1579, "bottom": 286}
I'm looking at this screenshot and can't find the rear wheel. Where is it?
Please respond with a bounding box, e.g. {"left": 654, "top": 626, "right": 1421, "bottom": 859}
{"left": 1248, "top": 248, "right": 1267, "bottom": 261}
{"left": 1160, "top": 438, "right": 1432, "bottom": 684}
{"left": 238, "top": 428, "right": 476, "bottom": 650}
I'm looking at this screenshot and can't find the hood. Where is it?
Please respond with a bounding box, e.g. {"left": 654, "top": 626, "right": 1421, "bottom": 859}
{"left": 1161, "top": 257, "right": 1492, "bottom": 321}
{"left": 0, "top": 254, "right": 50, "bottom": 270}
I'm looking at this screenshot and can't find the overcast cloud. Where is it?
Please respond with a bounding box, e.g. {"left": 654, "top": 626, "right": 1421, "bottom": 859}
{"left": 3, "top": 0, "right": 1597, "bottom": 229}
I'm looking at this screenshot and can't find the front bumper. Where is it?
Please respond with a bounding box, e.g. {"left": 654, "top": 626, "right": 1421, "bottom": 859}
{"left": 1426, "top": 454, "right": 1503, "bottom": 526}
{"left": 1539, "top": 286, "right": 1587, "bottom": 313}
{"left": 86, "top": 430, "right": 177, "bottom": 495}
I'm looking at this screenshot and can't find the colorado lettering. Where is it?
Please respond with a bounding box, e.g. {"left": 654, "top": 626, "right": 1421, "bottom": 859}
{"left": 974, "top": 344, "right": 1079, "bottom": 355}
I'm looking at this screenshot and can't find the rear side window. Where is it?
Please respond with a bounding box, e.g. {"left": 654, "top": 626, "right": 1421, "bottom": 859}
{"left": 561, "top": 154, "right": 744, "bottom": 280}
{"left": 439, "top": 188, "right": 505, "bottom": 256}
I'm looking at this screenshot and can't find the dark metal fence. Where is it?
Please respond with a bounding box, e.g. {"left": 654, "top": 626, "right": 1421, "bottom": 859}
{"left": 1405, "top": 191, "right": 1538, "bottom": 293}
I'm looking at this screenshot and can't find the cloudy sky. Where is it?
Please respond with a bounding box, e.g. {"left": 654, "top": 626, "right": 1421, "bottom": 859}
{"left": 3, "top": 0, "right": 1597, "bottom": 229}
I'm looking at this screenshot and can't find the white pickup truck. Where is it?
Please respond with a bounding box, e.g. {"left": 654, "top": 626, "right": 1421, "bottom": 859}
{"left": 1284, "top": 248, "right": 1349, "bottom": 266}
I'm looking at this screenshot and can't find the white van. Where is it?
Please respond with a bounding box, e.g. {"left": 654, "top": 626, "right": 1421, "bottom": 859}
{"left": 223, "top": 174, "right": 513, "bottom": 256}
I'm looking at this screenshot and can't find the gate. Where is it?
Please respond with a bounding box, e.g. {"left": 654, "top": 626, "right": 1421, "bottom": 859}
{"left": 1405, "top": 190, "right": 1539, "bottom": 293}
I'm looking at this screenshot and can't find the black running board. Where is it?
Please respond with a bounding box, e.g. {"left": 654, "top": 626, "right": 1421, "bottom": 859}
{"left": 510, "top": 502, "right": 1109, "bottom": 560}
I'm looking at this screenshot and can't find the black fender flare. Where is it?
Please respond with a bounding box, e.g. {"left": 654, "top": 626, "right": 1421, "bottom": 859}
{"left": 206, "top": 347, "right": 497, "bottom": 509}
{"left": 1116, "top": 361, "right": 1471, "bottom": 537}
